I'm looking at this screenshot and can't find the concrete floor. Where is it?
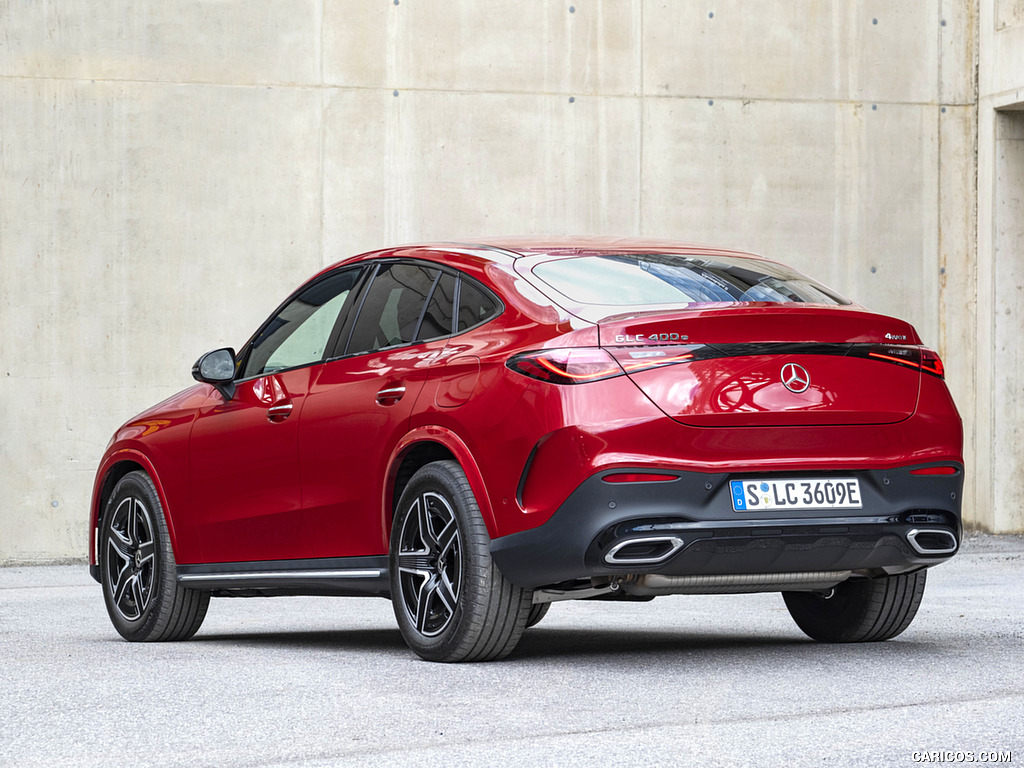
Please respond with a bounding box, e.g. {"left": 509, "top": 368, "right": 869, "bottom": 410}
{"left": 2, "top": 533, "right": 1022, "bottom": 767}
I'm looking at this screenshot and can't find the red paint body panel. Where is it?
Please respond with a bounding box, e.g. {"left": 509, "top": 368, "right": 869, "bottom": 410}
{"left": 299, "top": 339, "right": 449, "bottom": 558}
{"left": 187, "top": 367, "right": 316, "bottom": 563}
{"left": 89, "top": 384, "right": 209, "bottom": 564}
{"left": 626, "top": 354, "right": 920, "bottom": 427}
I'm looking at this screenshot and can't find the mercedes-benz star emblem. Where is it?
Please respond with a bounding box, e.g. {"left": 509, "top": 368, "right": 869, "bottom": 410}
{"left": 781, "top": 363, "right": 810, "bottom": 393}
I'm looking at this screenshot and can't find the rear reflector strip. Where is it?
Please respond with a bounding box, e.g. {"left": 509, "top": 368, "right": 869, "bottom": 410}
{"left": 867, "top": 351, "right": 919, "bottom": 368}
{"left": 909, "top": 466, "right": 958, "bottom": 476}
{"left": 606, "top": 345, "right": 698, "bottom": 374}
{"left": 602, "top": 473, "right": 679, "bottom": 484}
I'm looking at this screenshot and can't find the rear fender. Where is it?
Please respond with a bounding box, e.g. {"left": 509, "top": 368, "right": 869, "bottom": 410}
{"left": 385, "top": 426, "right": 497, "bottom": 543}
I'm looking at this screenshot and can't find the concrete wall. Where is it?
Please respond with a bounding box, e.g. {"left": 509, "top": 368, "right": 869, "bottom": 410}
{"left": 0, "top": 1, "right": 990, "bottom": 562}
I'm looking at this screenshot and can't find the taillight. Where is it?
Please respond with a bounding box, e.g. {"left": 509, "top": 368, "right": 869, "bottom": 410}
{"left": 507, "top": 344, "right": 702, "bottom": 385}
{"left": 506, "top": 348, "right": 624, "bottom": 384}
{"left": 861, "top": 345, "right": 945, "bottom": 379}
{"left": 920, "top": 348, "right": 945, "bottom": 378}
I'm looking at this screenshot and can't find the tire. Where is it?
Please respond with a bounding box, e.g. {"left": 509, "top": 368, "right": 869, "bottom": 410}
{"left": 525, "top": 602, "right": 550, "bottom": 629}
{"left": 783, "top": 570, "right": 927, "bottom": 643}
{"left": 99, "top": 471, "right": 210, "bottom": 642}
{"left": 389, "top": 460, "right": 533, "bottom": 662}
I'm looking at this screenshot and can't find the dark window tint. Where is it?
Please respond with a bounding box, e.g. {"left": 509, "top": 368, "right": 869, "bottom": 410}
{"left": 456, "top": 279, "right": 500, "bottom": 332}
{"left": 532, "top": 254, "right": 850, "bottom": 307}
{"left": 346, "top": 263, "right": 440, "bottom": 355}
{"left": 418, "top": 271, "right": 456, "bottom": 341}
{"left": 243, "top": 269, "right": 361, "bottom": 378}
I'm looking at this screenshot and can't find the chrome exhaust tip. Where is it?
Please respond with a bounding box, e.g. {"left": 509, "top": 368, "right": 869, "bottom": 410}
{"left": 907, "top": 528, "right": 958, "bottom": 555}
{"left": 604, "top": 536, "right": 684, "bottom": 565}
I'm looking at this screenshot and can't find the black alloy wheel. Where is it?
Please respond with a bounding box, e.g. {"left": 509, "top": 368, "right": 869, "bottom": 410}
{"left": 104, "top": 489, "right": 157, "bottom": 621}
{"left": 396, "top": 489, "right": 463, "bottom": 638}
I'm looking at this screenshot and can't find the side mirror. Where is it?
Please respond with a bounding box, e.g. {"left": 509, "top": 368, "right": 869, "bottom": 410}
{"left": 192, "top": 348, "right": 237, "bottom": 399}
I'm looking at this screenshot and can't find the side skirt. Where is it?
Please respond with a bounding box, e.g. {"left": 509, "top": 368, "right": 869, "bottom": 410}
{"left": 176, "top": 556, "right": 390, "bottom": 598}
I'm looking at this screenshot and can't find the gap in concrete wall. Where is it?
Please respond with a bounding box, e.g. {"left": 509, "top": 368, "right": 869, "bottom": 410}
{"left": 993, "top": 105, "right": 1024, "bottom": 531}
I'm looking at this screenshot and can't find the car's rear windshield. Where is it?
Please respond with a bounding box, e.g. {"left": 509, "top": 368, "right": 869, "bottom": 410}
{"left": 532, "top": 254, "right": 850, "bottom": 307}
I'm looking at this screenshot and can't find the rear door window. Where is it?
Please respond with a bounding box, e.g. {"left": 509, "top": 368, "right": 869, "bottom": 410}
{"left": 419, "top": 271, "right": 457, "bottom": 341}
{"left": 344, "top": 263, "right": 441, "bottom": 355}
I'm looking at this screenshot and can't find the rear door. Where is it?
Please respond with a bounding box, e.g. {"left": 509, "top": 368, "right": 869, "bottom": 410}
{"left": 298, "top": 261, "right": 456, "bottom": 557}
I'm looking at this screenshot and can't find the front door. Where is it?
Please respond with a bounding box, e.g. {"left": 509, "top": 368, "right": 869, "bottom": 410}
{"left": 189, "top": 368, "right": 314, "bottom": 562}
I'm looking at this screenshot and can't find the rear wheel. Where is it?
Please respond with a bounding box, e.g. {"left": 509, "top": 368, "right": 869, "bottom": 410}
{"left": 783, "top": 571, "right": 927, "bottom": 643}
{"left": 100, "top": 471, "right": 210, "bottom": 641}
{"left": 390, "top": 460, "right": 533, "bottom": 662}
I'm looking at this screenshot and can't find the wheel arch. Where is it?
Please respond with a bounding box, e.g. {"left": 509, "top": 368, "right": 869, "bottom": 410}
{"left": 90, "top": 450, "right": 180, "bottom": 573}
{"left": 383, "top": 427, "right": 498, "bottom": 545}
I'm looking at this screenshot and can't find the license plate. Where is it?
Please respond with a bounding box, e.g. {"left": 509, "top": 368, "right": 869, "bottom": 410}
{"left": 730, "top": 478, "right": 862, "bottom": 511}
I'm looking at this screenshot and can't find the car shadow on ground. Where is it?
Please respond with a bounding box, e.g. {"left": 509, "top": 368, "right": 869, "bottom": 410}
{"left": 189, "top": 627, "right": 410, "bottom": 653}
{"left": 183, "top": 624, "right": 941, "bottom": 663}
{"left": 512, "top": 627, "right": 943, "bottom": 663}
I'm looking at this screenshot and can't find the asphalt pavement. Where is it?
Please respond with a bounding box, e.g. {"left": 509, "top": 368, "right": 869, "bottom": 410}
{"left": 2, "top": 533, "right": 1023, "bottom": 768}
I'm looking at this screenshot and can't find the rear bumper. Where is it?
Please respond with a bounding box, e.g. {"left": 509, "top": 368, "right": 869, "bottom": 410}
{"left": 490, "top": 464, "right": 963, "bottom": 590}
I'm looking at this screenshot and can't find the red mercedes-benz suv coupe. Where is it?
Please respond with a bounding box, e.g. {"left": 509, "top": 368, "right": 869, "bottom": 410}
{"left": 89, "top": 238, "right": 963, "bottom": 662}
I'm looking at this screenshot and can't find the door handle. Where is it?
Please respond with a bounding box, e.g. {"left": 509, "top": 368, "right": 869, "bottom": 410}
{"left": 376, "top": 384, "right": 406, "bottom": 406}
{"left": 267, "top": 402, "right": 293, "bottom": 422}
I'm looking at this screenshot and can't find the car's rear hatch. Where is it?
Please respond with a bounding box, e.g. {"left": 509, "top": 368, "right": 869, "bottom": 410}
{"left": 599, "top": 305, "right": 923, "bottom": 427}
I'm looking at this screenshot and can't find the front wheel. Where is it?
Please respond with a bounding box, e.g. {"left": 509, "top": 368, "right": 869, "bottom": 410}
{"left": 783, "top": 570, "right": 927, "bottom": 643}
{"left": 100, "top": 471, "right": 210, "bottom": 641}
{"left": 390, "top": 460, "right": 533, "bottom": 662}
